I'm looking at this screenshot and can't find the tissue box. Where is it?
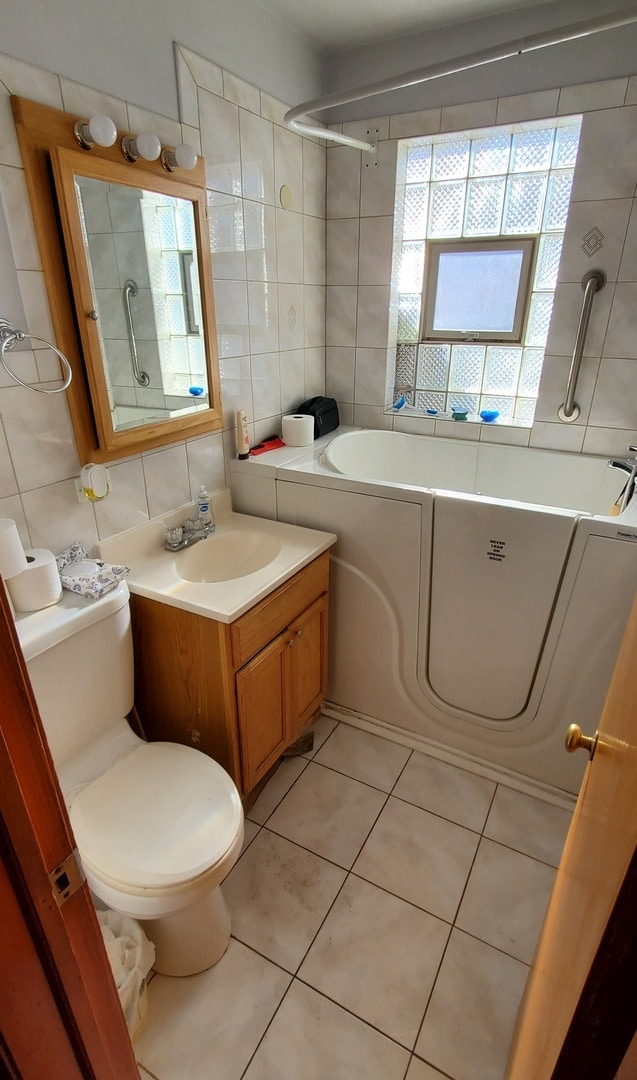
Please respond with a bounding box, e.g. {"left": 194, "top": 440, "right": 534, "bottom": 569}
{"left": 56, "top": 542, "right": 129, "bottom": 600}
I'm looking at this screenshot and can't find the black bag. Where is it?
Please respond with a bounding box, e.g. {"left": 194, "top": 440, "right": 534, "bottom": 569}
{"left": 296, "top": 396, "right": 340, "bottom": 439}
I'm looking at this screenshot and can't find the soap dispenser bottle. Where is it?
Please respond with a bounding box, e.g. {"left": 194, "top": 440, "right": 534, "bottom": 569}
{"left": 196, "top": 485, "right": 214, "bottom": 535}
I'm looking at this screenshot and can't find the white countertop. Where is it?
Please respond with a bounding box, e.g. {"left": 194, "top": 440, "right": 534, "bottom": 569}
{"left": 97, "top": 491, "right": 336, "bottom": 623}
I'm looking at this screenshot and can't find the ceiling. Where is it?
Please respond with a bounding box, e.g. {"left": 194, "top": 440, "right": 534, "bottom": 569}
{"left": 257, "top": 0, "right": 557, "bottom": 50}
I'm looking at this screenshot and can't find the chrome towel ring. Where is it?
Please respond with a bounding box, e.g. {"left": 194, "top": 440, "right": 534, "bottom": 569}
{"left": 0, "top": 318, "right": 72, "bottom": 394}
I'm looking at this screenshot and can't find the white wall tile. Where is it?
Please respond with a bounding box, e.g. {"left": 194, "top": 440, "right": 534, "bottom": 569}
{"left": 251, "top": 352, "right": 282, "bottom": 420}
{"left": 174, "top": 46, "right": 200, "bottom": 129}
{"left": 280, "top": 349, "right": 305, "bottom": 412}
{"left": 534, "top": 354, "right": 599, "bottom": 425}
{"left": 22, "top": 479, "right": 99, "bottom": 553}
{"left": 589, "top": 356, "right": 637, "bottom": 428}
{"left": 582, "top": 425, "right": 637, "bottom": 458}
{"left": 200, "top": 90, "right": 241, "bottom": 197}
{"left": 304, "top": 347, "right": 326, "bottom": 398}
{"left": 0, "top": 385, "right": 79, "bottom": 490}
{"left": 546, "top": 281, "right": 613, "bottom": 357}
{"left": 0, "top": 493, "right": 30, "bottom": 547}
{"left": 358, "top": 216, "right": 394, "bottom": 286}
{"left": 260, "top": 92, "right": 288, "bottom": 127}
{"left": 627, "top": 77, "right": 637, "bottom": 106}
{"left": 327, "top": 146, "right": 361, "bottom": 219}
{"left": 360, "top": 141, "right": 397, "bottom": 217}
{"left": 223, "top": 71, "right": 261, "bottom": 115}
{"left": 248, "top": 280, "right": 279, "bottom": 353}
{"left": 558, "top": 79, "right": 628, "bottom": 115}
{"left": 60, "top": 81, "right": 127, "bottom": 130}
{"left": 603, "top": 283, "right": 637, "bottom": 357}
{"left": 342, "top": 117, "right": 390, "bottom": 142}
{"left": 277, "top": 283, "right": 305, "bottom": 352}
{"left": 529, "top": 421, "right": 585, "bottom": 452}
{"left": 126, "top": 104, "right": 182, "bottom": 148}
{"left": 557, "top": 199, "right": 632, "bottom": 284}
{"left": 326, "top": 286, "right": 357, "bottom": 347}
{"left": 303, "top": 215, "right": 325, "bottom": 286}
{"left": 389, "top": 109, "right": 441, "bottom": 140}
{"left": 304, "top": 285, "right": 325, "bottom": 349}
{"left": 0, "top": 54, "right": 62, "bottom": 108}
{"left": 354, "top": 348, "right": 388, "bottom": 405}
{"left": 142, "top": 443, "right": 190, "bottom": 517}
{"left": 619, "top": 200, "right": 637, "bottom": 281}
{"left": 571, "top": 107, "right": 637, "bottom": 201}
{"left": 303, "top": 139, "right": 327, "bottom": 219}
{"left": 240, "top": 110, "right": 275, "bottom": 204}
{"left": 208, "top": 191, "right": 247, "bottom": 280}
{"left": 356, "top": 286, "right": 390, "bottom": 349}
{"left": 177, "top": 47, "right": 224, "bottom": 99}
{"left": 496, "top": 89, "right": 560, "bottom": 125}
{"left": 214, "top": 279, "right": 251, "bottom": 357}
{"left": 219, "top": 353, "right": 254, "bottom": 423}
{"left": 0, "top": 94, "right": 22, "bottom": 168}
{"left": 276, "top": 208, "right": 304, "bottom": 283}
{"left": 0, "top": 165, "right": 42, "bottom": 271}
{"left": 392, "top": 413, "right": 436, "bottom": 436}
{"left": 479, "top": 423, "right": 531, "bottom": 446}
{"left": 441, "top": 99, "right": 497, "bottom": 132}
{"left": 185, "top": 431, "right": 227, "bottom": 498}
{"left": 274, "top": 127, "right": 303, "bottom": 211}
{"left": 0, "top": 419, "right": 18, "bottom": 498}
{"left": 244, "top": 202, "right": 277, "bottom": 282}
{"left": 326, "top": 347, "right": 355, "bottom": 402}
{"left": 353, "top": 404, "right": 393, "bottom": 429}
{"left": 327, "top": 218, "right": 359, "bottom": 286}
{"left": 93, "top": 457, "right": 149, "bottom": 539}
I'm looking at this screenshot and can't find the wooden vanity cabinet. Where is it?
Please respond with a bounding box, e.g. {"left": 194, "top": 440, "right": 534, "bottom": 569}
{"left": 129, "top": 552, "right": 329, "bottom": 797}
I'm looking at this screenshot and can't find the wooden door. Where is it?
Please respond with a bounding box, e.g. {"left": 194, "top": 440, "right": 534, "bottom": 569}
{"left": 288, "top": 593, "right": 328, "bottom": 738}
{"left": 0, "top": 579, "right": 138, "bottom": 1078}
{"left": 507, "top": 590, "right": 637, "bottom": 1078}
{"left": 236, "top": 627, "right": 290, "bottom": 791}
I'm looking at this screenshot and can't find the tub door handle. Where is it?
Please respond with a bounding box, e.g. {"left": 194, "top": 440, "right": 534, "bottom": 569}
{"left": 565, "top": 723, "right": 598, "bottom": 759}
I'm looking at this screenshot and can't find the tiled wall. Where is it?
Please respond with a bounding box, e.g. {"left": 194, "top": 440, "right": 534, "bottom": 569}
{"left": 0, "top": 46, "right": 325, "bottom": 554}
{"left": 325, "top": 77, "right": 637, "bottom": 456}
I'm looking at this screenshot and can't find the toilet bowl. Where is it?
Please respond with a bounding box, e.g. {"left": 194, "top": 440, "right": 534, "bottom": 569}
{"left": 16, "top": 582, "right": 244, "bottom": 978}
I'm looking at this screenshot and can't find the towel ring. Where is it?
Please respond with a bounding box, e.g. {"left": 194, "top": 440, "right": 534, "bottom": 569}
{"left": 0, "top": 318, "right": 72, "bottom": 394}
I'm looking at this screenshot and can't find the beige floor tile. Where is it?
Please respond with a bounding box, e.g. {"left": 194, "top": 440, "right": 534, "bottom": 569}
{"left": 416, "top": 929, "right": 528, "bottom": 1080}
{"left": 405, "top": 1057, "right": 449, "bottom": 1079}
{"left": 393, "top": 751, "right": 496, "bottom": 832}
{"left": 223, "top": 828, "right": 347, "bottom": 972}
{"left": 484, "top": 785, "right": 573, "bottom": 866}
{"left": 314, "top": 723, "right": 411, "bottom": 791}
{"left": 244, "top": 980, "right": 410, "bottom": 1079}
{"left": 298, "top": 875, "right": 450, "bottom": 1049}
{"left": 456, "top": 839, "right": 556, "bottom": 964}
{"left": 247, "top": 756, "right": 309, "bottom": 825}
{"left": 266, "top": 761, "right": 387, "bottom": 868}
{"left": 353, "top": 796, "right": 479, "bottom": 922}
{"left": 134, "top": 938, "right": 291, "bottom": 1079}
{"left": 239, "top": 818, "right": 260, "bottom": 855}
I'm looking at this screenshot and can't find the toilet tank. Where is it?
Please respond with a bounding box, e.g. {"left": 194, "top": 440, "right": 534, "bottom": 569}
{"left": 15, "top": 582, "right": 134, "bottom": 769}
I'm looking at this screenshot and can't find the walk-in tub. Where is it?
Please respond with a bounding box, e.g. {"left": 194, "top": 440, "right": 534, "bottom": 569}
{"left": 231, "top": 428, "right": 637, "bottom": 795}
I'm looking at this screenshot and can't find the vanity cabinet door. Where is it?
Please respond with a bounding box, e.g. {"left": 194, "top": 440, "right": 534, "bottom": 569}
{"left": 236, "top": 627, "right": 290, "bottom": 792}
{"left": 288, "top": 593, "right": 328, "bottom": 739}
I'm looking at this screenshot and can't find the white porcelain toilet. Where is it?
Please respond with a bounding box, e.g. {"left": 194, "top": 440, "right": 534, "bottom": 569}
{"left": 16, "top": 581, "right": 244, "bottom": 977}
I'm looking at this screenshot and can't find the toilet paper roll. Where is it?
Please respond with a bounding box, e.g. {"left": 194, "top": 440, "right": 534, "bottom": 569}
{"left": 7, "top": 548, "right": 62, "bottom": 612}
{"left": 0, "top": 517, "right": 28, "bottom": 580}
{"left": 282, "top": 413, "right": 314, "bottom": 447}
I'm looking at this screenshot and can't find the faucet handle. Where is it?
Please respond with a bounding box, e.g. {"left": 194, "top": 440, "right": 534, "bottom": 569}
{"left": 165, "top": 525, "right": 183, "bottom": 549}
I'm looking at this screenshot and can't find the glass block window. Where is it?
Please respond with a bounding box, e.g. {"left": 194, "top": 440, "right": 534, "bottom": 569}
{"left": 392, "top": 115, "right": 582, "bottom": 426}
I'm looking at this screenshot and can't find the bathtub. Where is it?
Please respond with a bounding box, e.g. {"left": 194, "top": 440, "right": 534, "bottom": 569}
{"left": 231, "top": 428, "right": 637, "bottom": 795}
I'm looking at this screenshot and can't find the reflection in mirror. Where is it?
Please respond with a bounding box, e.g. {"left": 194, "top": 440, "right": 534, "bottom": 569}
{"left": 76, "top": 176, "right": 209, "bottom": 432}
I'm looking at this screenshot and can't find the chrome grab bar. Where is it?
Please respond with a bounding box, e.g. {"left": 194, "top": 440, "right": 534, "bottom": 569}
{"left": 558, "top": 269, "right": 605, "bottom": 422}
{"left": 122, "top": 279, "right": 150, "bottom": 388}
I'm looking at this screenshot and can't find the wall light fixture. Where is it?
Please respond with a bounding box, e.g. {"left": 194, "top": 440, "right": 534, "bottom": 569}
{"left": 73, "top": 114, "right": 118, "bottom": 150}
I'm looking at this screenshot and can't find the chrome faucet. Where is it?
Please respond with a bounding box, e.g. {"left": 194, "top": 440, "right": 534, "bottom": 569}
{"left": 164, "top": 518, "right": 212, "bottom": 551}
{"left": 608, "top": 448, "right": 637, "bottom": 513}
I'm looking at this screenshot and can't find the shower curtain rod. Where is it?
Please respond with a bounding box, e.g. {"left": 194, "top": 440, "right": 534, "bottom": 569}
{"left": 284, "top": 7, "right": 637, "bottom": 151}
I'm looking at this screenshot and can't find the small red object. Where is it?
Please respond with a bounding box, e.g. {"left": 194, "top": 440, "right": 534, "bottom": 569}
{"left": 249, "top": 436, "right": 286, "bottom": 455}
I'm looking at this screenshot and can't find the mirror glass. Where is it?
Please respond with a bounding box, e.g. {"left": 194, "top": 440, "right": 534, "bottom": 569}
{"left": 75, "top": 176, "right": 210, "bottom": 433}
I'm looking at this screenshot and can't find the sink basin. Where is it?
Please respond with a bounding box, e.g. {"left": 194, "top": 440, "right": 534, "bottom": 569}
{"left": 176, "top": 530, "right": 282, "bottom": 583}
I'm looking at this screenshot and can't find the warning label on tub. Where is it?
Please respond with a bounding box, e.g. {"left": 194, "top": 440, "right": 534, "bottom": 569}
{"left": 487, "top": 539, "right": 506, "bottom": 561}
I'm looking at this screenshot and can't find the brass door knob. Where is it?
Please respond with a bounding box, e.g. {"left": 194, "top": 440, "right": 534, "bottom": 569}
{"left": 565, "top": 723, "right": 598, "bottom": 759}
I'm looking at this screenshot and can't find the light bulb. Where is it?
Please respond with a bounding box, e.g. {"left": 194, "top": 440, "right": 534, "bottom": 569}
{"left": 73, "top": 114, "right": 118, "bottom": 150}
{"left": 121, "top": 131, "right": 162, "bottom": 163}
{"left": 161, "top": 143, "right": 198, "bottom": 172}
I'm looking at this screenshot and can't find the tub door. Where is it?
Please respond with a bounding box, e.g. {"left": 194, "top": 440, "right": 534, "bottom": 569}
{"left": 506, "top": 590, "right": 637, "bottom": 1077}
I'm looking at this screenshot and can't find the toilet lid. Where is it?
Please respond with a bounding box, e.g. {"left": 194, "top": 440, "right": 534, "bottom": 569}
{"left": 70, "top": 742, "right": 243, "bottom": 889}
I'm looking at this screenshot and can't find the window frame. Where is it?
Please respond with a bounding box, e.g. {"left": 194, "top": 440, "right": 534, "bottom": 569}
{"left": 420, "top": 236, "right": 537, "bottom": 345}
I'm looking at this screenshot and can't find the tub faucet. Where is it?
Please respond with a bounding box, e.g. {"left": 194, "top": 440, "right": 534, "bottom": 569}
{"left": 608, "top": 448, "right": 637, "bottom": 512}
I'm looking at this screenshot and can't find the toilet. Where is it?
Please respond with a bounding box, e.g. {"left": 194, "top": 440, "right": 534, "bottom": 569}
{"left": 16, "top": 581, "right": 244, "bottom": 977}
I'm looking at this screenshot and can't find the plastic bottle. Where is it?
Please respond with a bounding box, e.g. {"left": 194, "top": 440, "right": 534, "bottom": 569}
{"left": 196, "top": 486, "right": 214, "bottom": 533}
{"left": 236, "top": 409, "right": 250, "bottom": 460}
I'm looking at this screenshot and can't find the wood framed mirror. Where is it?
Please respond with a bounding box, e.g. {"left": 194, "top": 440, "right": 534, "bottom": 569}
{"left": 12, "top": 96, "right": 223, "bottom": 463}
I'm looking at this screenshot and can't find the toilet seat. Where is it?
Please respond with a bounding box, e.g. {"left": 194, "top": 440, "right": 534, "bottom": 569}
{"left": 70, "top": 742, "right": 243, "bottom": 891}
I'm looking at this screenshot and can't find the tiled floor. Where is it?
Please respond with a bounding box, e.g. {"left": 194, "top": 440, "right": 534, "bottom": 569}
{"left": 134, "top": 718, "right": 573, "bottom": 1080}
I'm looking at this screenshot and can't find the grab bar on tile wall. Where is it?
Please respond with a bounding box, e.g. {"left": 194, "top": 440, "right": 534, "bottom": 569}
{"left": 557, "top": 270, "right": 606, "bottom": 423}
{"left": 123, "top": 279, "right": 150, "bottom": 388}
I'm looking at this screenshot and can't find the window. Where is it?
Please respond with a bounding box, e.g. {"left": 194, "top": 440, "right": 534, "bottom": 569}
{"left": 391, "top": 117, "right": 582, "bottom": 424}
{"left": 422, "top": 237, "right": 535, "bottom": 342}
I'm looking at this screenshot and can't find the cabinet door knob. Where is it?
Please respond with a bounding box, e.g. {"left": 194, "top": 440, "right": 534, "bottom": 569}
{"left": 288, "top": 638, "right": 295, "bottom": 647}
{"left": 296, "top": 629, "right": 303, "bottom": 638}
